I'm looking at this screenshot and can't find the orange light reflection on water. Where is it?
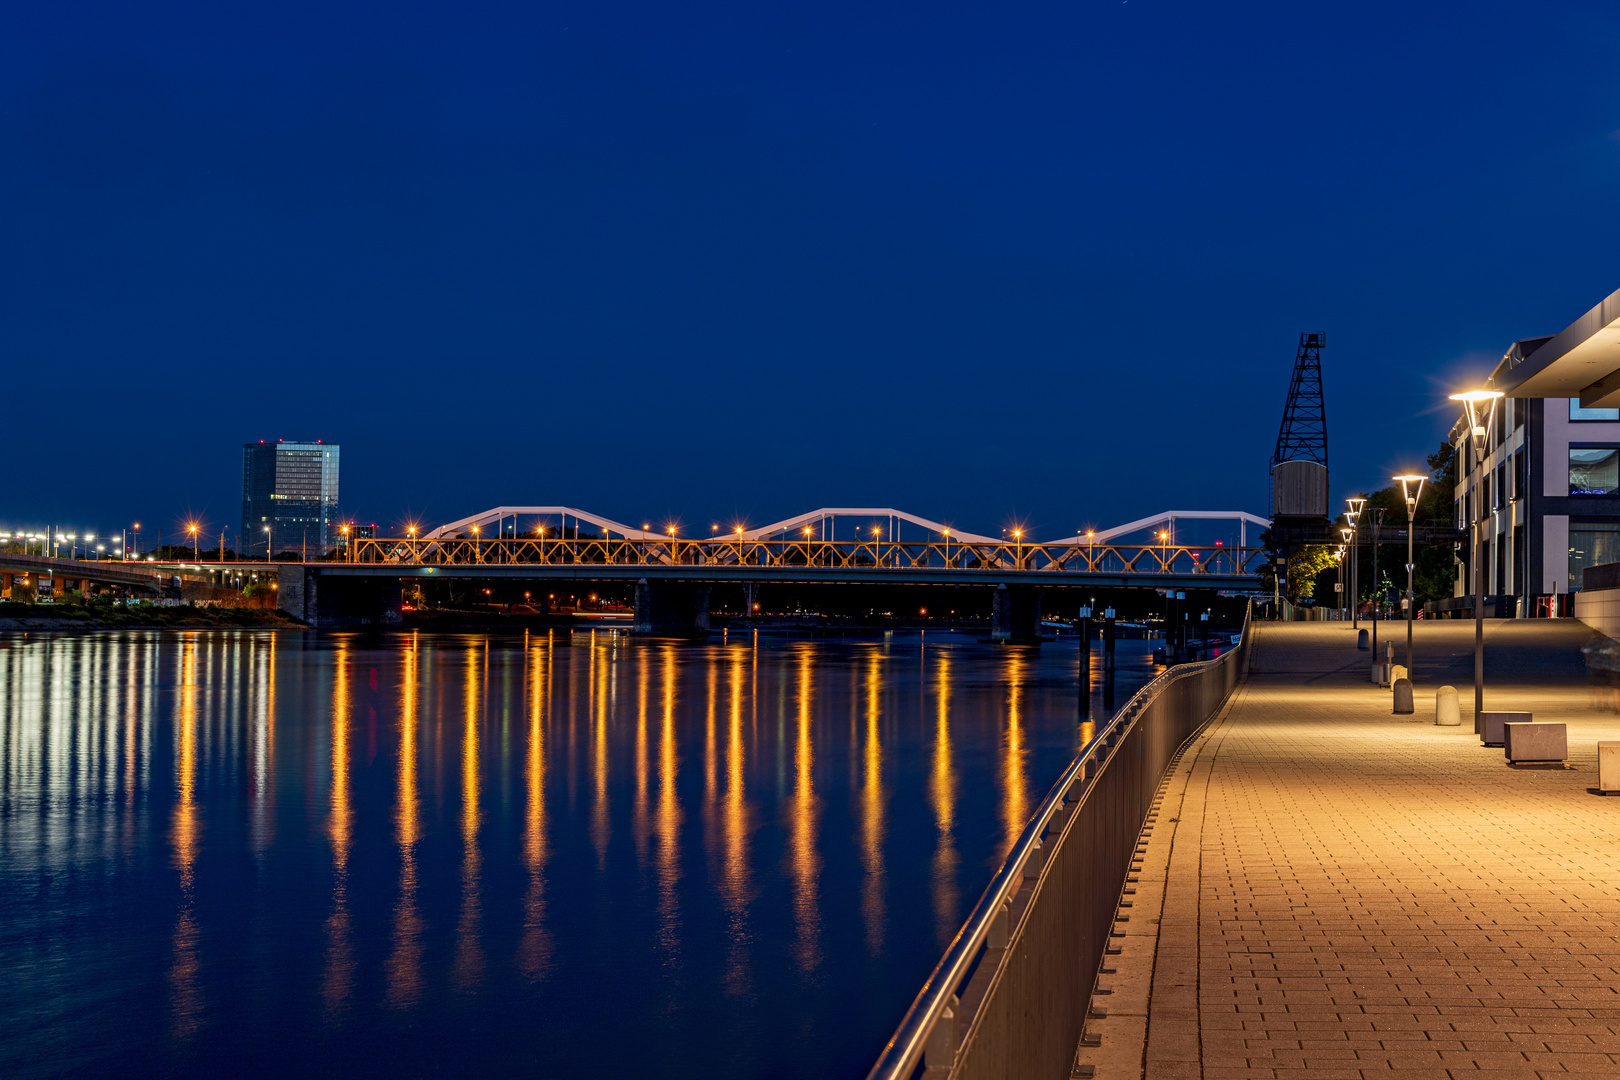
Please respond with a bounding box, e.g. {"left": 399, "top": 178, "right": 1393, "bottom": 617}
{"left": 929, "top": 648, "right": 958, "bottom": 948}
{"left": 790, "top": 646, "right": 821, "bottom": 974}
{"left": 452, "top": 642, "right": 484, "bottom": 991}
{"left": 168, "top": 637, "right": 201, "bottom": 1039}
{"left": 720, "top": 647, "right": 753, "bottom": 996}
{"left": 321, "top": 637, "right": 355, "bottom": 1017}
{"left": 387, "top": 633, "right": 424, "bottom": 1007}
{"left": 654, "top": 644, "right": 682, "bottom": 963}
{"left": 517, "top": 634, "right": 553, "bottom": 980}
{"left": 1001, "top": 650, "right": 1028, "bottom": 861}
{"left": 860, "top": 648, "right": 886, "bottom": 956}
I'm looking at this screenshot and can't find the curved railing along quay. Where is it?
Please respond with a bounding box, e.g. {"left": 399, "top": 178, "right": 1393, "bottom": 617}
{"left": 866, "top": 605, "right": 1253, "bottom": 1080}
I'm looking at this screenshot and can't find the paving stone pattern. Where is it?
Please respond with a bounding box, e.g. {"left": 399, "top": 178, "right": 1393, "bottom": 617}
{"left": 1131, "top": 620, "right": 1620, "bottom": 1080}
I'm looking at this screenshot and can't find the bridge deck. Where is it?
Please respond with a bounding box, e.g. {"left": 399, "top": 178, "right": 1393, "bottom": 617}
{"left": 337, "top": 536, "right": 1264, "bottom": 590}
{"left": 0, "top": 553, "right": 165, "bottom": 589}
{"left": 1093, "top": 621, "right": 1620, "bottom": 1080}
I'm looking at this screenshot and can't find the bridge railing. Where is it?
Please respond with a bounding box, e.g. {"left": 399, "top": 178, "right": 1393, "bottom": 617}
{"left": 349, "top": 536, "right": 1266, "bottom": 575}
{"left": 865, "top": 604, "right": 1252, "bottom": 1080}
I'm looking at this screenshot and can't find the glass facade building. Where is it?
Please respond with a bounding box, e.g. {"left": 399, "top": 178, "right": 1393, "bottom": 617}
{"left": 241, "top": 441, "right": 340, "bottom": 558}
{"left": 1453, "top": 378, "right": 1620, "bottom": 607}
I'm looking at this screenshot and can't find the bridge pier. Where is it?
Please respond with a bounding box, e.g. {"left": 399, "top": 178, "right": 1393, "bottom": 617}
{"left": 991, "top": 584, "right": 1042, "bottom": 643}
{"left": 633, "top": 578, "right": 711, "bottom": 636}
{"left": 279, "top": 567, "right": 403, "bottom": 628}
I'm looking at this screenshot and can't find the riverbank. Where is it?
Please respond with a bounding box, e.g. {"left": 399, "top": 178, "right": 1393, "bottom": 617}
{"left": 0, "top": 602, "right": 305, "bottom": 631}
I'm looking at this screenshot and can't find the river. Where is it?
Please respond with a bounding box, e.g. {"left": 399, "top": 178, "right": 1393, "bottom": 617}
{"left": 0, "top": 628, "right": 1158, "bottom": 1079}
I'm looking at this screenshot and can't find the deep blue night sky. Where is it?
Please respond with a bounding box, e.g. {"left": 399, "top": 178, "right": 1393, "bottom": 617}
{"left": 5, "top": 1, "right": 1620, "bottom": 541}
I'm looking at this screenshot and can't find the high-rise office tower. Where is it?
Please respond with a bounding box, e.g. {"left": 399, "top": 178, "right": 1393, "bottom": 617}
{"left": 241, "top": 440, "right": 340, "bottom": 558}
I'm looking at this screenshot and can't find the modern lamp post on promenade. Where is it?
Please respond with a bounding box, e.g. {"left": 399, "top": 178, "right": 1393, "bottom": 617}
{"left": 1450, "top": 388, "right": 1504, "bottom": 724}
{"left": 1393, "top": 474, "right": 1428, "bottom": 675}
{"left": 1346, "top": 498, "right": 1366, "bottom": 631}
{"left": 1340, "top": 527, "right": 1353, "bottom": 622}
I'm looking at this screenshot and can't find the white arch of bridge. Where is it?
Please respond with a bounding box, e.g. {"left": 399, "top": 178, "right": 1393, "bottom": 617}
{"left": 422, "top": 507, "right": 652, "bottom": 541}
{"left": 423, "top": 506, "right": 1269, "bottom": 548}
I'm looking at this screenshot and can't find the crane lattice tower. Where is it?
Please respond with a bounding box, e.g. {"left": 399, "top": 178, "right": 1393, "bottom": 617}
{"left": 1269, "top": 332, "right": 1327, "bottom": 517}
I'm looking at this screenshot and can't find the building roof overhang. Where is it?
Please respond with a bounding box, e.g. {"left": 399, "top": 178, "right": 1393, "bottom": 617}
{"left": 1494, "top": 285, "right": 1620, "bottom": 406}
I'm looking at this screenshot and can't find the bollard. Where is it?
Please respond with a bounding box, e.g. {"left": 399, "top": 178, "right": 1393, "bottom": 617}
{"left": 1357, "top": 628, "right": 1369, "bottom": 650}
{"left": 1435, "top": 685, "right": 1460, "bottom": 726}
{"left": 1391, "top": 664, "right": 1408, "bottom": 685}
{"left": 1392, "top": 677, "right": 1414, "bottom": 714}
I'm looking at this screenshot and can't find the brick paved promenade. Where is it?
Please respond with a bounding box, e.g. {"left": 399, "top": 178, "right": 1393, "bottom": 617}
{"left": 1094, "top": 619, "right": 1620, "bottom": 1080}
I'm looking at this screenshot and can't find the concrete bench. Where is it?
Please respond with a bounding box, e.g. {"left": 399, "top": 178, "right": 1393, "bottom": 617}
{"left": 1479, "top": 711, "right": 1531, "bottom": 747}
{"left": 1600, "top": 742, "right": 1620, "bottom": 793}
{"left": 1505, "top": 722, "right": 1566, "bottom": 764}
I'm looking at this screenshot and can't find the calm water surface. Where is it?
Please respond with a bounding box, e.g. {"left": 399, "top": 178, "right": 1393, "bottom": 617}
{"left": 0, "top": 629, "right": 1155, "bottom": 1079}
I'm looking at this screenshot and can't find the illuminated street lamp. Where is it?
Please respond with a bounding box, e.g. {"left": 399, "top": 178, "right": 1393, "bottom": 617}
{"left": 1449, "top": 388, "right": 1504, "bottom": 723}
{"left": 1012, "top": 528, "right": 1022, "bottom": 568}
{"left": 341, "top": 524, "right": 350, "bottom": 563}
{"left": 1345, "top": 498, "right": 1366, "bottom": 630}
{"left": 188, "top": 522, "right": 199, "bottom": 562}
{"left": 263, "top": 525, "right": 271, "bottom": 563}
{"left": 942, "top": 527, "right": 950, "bottom": 568}
{"left": 1335, "top": 543, "right": 1348, "bottom": 621}
{"left": 1393, "top": 473, "right": 1428, "bottom": 674}
{"left": 1340, "top": 526, "right": 1353, "bottom": 621}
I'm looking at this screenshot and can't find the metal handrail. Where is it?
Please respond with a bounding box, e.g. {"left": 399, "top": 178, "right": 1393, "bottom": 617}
{"left": 865, "top": 607, "right": 1251, "bottom": 1080}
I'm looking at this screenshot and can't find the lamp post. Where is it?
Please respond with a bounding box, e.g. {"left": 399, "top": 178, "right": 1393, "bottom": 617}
{"left": 1394, "top": 473, "right": 1428, "bottom": 675}
{"left": 188, "top": 523, "right": 199, "bottom": 562}
{"left": 1345, "top": 498, "right": 1365, "bottom": 631}
{"left": 264, "top": 525, "right": 271, "bottom": 563}
{"left": 1450, "top": 388, "right": 1504, "bottom": 723}
{"left": 1371, "top": 508, "right": 1385, "bottom": 658}
{"left": 1340, "top": 528, "right": 1352, "bottom": 621}
{"left": 943, "top": 528, "right": 950, "bottom": 568}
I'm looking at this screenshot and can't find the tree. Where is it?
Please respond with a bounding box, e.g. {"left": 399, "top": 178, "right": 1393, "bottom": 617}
{"left": 1259, "top": 531, "right": 1340, "bottom": 604}
{"left": 1340, "top": 436, "right": 1461, "bottom": 607}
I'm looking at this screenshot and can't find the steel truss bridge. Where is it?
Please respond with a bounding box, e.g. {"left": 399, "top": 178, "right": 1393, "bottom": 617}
{"left": 343, "top": 506, "right": 1269, "bottom": 589}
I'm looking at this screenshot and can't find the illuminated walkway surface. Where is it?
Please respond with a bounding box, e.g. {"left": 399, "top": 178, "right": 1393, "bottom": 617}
{"left": 1096, "top": 620, "right": 1620, "bottom": 1080}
